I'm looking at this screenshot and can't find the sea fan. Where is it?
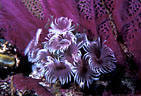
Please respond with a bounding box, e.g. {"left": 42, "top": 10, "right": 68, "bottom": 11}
{"left": 84, "top": 37, "right": 116, "bottom": 74}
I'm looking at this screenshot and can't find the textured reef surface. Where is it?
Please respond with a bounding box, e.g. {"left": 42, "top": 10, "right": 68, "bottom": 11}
{"left": 0, "top": 0, "right": 141, "bottom": 96}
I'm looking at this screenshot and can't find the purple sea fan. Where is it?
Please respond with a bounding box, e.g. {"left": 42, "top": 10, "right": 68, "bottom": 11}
{"left": 72, "top": 58, "right": 100, "bottom": 88}
{"left": 0, "top": 0, "right": 47, "bottom": 53}
{"left": 84, "top": 37, "right": 117, "bottom": 74}
{"left": 44, "top": 56, "right": 74, "bottom": 85}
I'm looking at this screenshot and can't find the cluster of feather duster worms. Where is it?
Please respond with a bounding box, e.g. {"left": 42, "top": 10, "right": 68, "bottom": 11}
{"left": 24, "top": 17, "right": 117, "bottom": 88}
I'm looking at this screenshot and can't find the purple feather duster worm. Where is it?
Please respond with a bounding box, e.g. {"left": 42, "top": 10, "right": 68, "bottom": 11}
{"left": 24, "top": 29, "right": 43, "bottom": 62}
{"left": 61, "top": 43, "right": 82, "bottom": 64}
{"left": 75, "top": 33, "right": 88, "bottom": 49}
{"left": 24, "top": 31, "right": 75, "bottom": 84}
{"left": 24, "top": 17, "right": 79, "bottom": 85}
{"left": 48, "top": 17, "right": 75, "bottom": 35}
{"left": 44, "top": 32, "right": 76, "bottom": 53}
{"left": 44, "top": 56, "right": 74, "bottom": 84}
{"left": 84, "top": 37, "right": 117, "bottom": 74}
{"left": 24, "top": 16, "right": 110, "bottom": 87}
{"left": 43, "top": 17, "right": 77, "bottom": 53}
{"left": 72, "top": 58, "right": 100, "bottom": 88}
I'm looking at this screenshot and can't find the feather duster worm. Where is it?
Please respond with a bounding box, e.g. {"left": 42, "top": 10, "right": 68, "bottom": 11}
{"left": 70, "top": 33, "right": 100, "bottom": 88}
{"left": 29, "top": 49, "right": 51, "bottom": 79}
{"left": 48, "top": 17, "right": 75, "bottom": 35}
{"left": 43, "top": 17, "right": 77, "bottom": 53}
{"left": 24, "top": 29, "right": 43, "bottom": 62}
{"left": 72, "top": 58, "right": 100, "bottom": 88}
{"left": 44, "top": 32, "right": 76, "bottom": 53}
{"left": 84, "top": 37, "right": 116, "bottom": 74}
{"left": 61, "top": 43, "right": 81, "bottom": 64}
{"left": 24, "top": 17, "right": 78, "bottom": 85}
{"left": 75, "top": 33, "right": 88, "bottom": 49}
{"left": 24, "top": 16, "right": 117, "bottom": 88}
{"left": 44, "top": 56, "right": 74, "bottom": 84}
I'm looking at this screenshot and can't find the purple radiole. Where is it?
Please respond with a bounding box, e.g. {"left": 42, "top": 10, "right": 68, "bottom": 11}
{"left": 83, "top": 37, "right": 116, "bottom": 74}
{"left": 24, "top": 17, "right": 116, "bottom": 88}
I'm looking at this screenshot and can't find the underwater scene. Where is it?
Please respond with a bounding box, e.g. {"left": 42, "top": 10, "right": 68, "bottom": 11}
{"left": 0, "top": 0, "right": 141, "bottom": 96}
